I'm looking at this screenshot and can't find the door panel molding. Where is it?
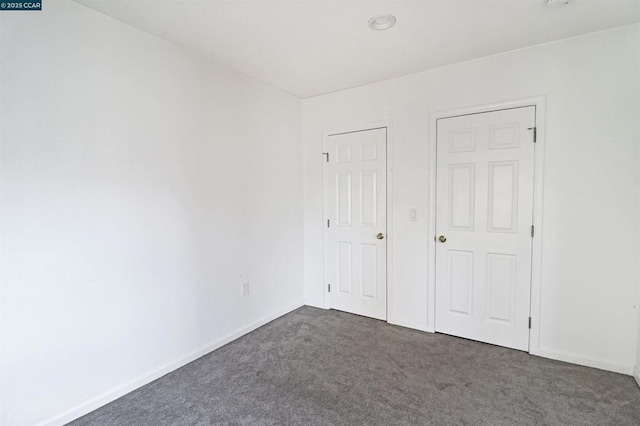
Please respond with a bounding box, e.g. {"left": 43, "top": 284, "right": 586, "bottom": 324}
{"left": 427, "top": 97, "right": 546, "bottom": 355}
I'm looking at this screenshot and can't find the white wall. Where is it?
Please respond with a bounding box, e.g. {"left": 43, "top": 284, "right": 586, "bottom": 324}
{"left": 0, "top": 1, "right": 303, "bottom": 425}
{"left": 303, "top": 25, "right": 640, "bottom": 374}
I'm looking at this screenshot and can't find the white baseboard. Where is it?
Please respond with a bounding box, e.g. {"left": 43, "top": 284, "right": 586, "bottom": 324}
{"left": 387, "top": 317, "right": 433, "bottom": 333}
{"left": 531, "top": 347, "right": 633, "bottom": 375}
{"left": 38, "top": 300, "right": 305, "bottom": 426}
{"left": 633, "top": 366, "right": 640, "bottom": 388}
{"left": 304, "top": 299, "right": 328, "bottom": 309}
{"left": 304, "top": 303, "right": 434, "bottom": 333}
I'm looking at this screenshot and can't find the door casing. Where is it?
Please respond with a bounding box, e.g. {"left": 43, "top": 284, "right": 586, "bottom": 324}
{"left": 427, "top": 97, "right": 546, "bottom": 355}
{"left": 321, "top": 120, "right": 394, "bottom": 322}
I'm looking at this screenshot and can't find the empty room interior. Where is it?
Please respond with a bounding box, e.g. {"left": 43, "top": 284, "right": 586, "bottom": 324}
{"left": 2, "top": 0, "right": 640, "bottom": 424}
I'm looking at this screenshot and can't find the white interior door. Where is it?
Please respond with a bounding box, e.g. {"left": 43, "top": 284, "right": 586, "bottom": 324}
{"left": 435, "top": 107, "right": 536, "bottom": 351}
{"left": 324, "top": 128, "right": 387, "bottom": 320}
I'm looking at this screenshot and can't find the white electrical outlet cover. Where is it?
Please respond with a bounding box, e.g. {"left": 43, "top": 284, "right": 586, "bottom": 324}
{"left": 241, "top": 281, "right": 250, "bottom": 296}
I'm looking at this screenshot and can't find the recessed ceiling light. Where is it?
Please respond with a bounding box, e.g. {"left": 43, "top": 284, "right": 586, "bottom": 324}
{"left": 368, "top": 14, "right": 396, "bottom": 31}
{"left": 547, "top": 0, "right": 574, "bottom": 5}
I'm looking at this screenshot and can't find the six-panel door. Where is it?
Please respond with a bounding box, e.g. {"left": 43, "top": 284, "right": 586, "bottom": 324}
{"left": 435, "top": 107, "right": 535, "bottom": 351}
{"left": 325, "top": 128, "right": 387, "bottom": 320}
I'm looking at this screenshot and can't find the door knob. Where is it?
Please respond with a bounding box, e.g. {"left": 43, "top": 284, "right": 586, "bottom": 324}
{"left": 376, "top": 232, "right": 385, "bottom": 240}
{"left": 438, "top": 235, "right": 447, "bottom": 243}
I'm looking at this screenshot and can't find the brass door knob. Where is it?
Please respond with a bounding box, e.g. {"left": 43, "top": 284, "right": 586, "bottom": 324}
{"left": 376, "top": 232, "right": 385, "bottom": 240}
{"left": 438, "top": 235, "right": 447, "bottom": 243}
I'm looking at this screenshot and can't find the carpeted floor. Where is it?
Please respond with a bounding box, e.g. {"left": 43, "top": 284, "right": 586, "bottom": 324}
{"left": 71, "top": 306, "right": 640, "bottom": 425}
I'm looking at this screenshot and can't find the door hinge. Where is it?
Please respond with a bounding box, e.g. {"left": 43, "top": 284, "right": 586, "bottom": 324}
{"left": 528, "top": 317, "right": 532, "bottom": 329}
{"left": 328, "top": 284, "right": 331, "bottom": 293}
{"left": 531, "top": 225, "right": 535, "bottom": 238}
{"left": 322, "top": 152, "right": 329, "bottom": 162}
{"left": 327, "top": 219, "right": 330, "bottom": 228}
{"left": 528, "top": 127, "right": 537, "bottom": 143}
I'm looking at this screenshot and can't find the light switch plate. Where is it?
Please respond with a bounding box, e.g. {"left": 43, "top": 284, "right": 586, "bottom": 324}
{"left": 409, "top": 208, "right": 418, "bottom": 221}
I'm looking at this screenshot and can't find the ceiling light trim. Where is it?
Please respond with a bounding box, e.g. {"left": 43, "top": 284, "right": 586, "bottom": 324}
{"left": 368, "top": 14, "right": 397, "bottom": 31}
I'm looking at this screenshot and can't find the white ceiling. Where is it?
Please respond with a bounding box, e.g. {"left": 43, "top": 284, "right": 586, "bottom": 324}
{"left": 74, "top": 0, "right": 640, "bottom": 98}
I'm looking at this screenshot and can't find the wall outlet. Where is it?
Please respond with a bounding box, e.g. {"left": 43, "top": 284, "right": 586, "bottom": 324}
{"left": 241, "top": 281, "right": 250, "bottom": 297}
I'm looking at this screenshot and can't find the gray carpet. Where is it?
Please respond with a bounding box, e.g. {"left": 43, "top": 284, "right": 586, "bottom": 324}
{"left": 71, "top": 306, "right": 640, "bottom": 425}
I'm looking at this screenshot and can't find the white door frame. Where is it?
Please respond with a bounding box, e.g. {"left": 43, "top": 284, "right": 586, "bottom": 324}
{"left": 427, "top": 97, "right": 546, "bottom": 355}
{"left": 321, "top": 120, "right": 394, "bottom": 321}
